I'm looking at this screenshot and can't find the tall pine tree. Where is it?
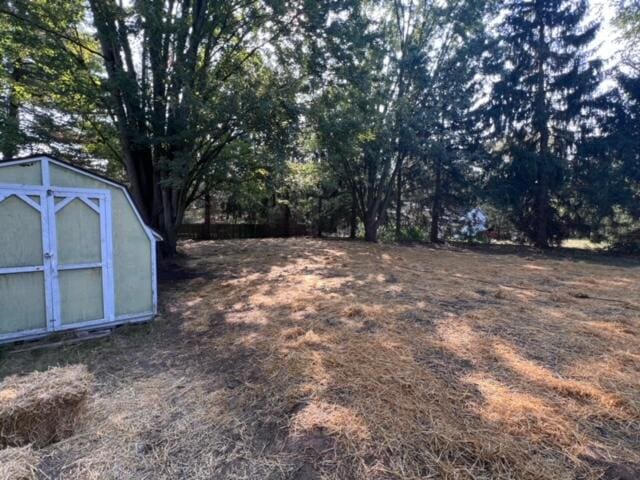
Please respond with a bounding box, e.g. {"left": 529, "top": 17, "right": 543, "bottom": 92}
{"left": 483, "top": 0, "right": 602, "bottom": 248}
{"left": 573, "top": 74, "right": 640, "bottom": 242}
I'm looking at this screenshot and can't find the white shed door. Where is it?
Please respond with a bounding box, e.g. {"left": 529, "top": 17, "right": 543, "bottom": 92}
{"left": 0, "top": 187, "right": 49, "bottom": 338}
{"left": 0, "top": 186, "right": 114, "bottom": 339}
{"left": 49, "top": 189, "right": 115, "bottom": 330}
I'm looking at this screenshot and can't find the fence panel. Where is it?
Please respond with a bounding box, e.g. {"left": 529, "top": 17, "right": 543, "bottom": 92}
{"left": 178, "top": 223, "right": 309, "bottom": 240}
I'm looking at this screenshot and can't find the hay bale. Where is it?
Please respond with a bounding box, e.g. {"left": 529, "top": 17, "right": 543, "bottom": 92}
{"left": 0, "top": 364, "right": 92, "bottom": 448}
{"left": 0, "top": 445, "right": 40, "bottom": 480}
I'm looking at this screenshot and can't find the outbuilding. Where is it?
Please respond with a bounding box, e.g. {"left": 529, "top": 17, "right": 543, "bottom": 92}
{"left": 0, "top": 155, "right": 160, "bottom": 343}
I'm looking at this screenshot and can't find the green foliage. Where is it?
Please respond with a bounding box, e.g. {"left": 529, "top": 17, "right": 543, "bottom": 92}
{"left": 308, "top": 0, "right": 492, "bottom": 241}
{"left": 84, "top": 0, "right": 337, "bottom": 252}
{"left": 615, "top": 0, "right": 640, "bottom": 70}
{"left": 1, "top": 0, "right": 638, "bottom": 253}
{"left": 0, "top": 0, "right": 102, "bottom": 160}
{"left": 400, "top": 226, "right": 427, "bottom": 243}
{"left": 617, "top": 0, "right": 640, "bottom": 32}
{"left": 570, "top": 73, "right": 640, "bottom": 247}
{"left": 378, "top": 225, "right": 426, "bottom": 243}
{"left": 482, "top": 0, "right": 603, "bottom": 248}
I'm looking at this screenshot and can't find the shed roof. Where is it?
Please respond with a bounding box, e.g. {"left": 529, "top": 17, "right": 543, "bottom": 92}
{"left": 0, "top": 154, "right": 162, "bottom": 242}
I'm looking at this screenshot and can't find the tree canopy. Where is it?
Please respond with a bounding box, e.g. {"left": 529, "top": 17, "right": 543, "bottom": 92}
{"left": 0, "top": 0, "right": 638, "bottom": 253}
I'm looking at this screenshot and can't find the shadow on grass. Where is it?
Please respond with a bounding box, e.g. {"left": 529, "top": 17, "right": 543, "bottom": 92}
{"left": 1, "top": 237, "right": 639, "bottom": 479}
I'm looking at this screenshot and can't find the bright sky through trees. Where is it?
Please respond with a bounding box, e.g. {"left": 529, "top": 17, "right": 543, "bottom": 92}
{"left": 592, "top": 0, "right": 622, "bottom": 61}
{"left": 1, "top": 0, "right": 638, "bottom": 251}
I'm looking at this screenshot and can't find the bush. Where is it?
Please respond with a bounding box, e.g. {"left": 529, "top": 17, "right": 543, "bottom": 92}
{"left": 378, "top": 225, "right": 427, "bottom": 243}
{"left": 611, "top": 229, "right": 640, "bottom": 254}
{"left": 400, "top": 226, "right": 427, "bottom": 242}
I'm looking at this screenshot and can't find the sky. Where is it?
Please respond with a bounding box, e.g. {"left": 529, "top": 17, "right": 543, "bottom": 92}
{"left": 591, "top": 0, "right": 622, "bottom": 63}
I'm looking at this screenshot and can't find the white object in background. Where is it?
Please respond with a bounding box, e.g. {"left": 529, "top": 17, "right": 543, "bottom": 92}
{"left": 460, "top": 207, "right": 488, "bottom": 237}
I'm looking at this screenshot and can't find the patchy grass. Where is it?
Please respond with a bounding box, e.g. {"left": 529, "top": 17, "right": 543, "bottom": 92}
{"left": 562, "top": 239, "right": 610, "bottom": 251}
{"left": 1, "top": 238, "right": 640, "bottom": 479}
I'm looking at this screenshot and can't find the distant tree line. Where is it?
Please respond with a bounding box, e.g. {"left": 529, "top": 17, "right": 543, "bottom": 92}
{"left": 0, "top": 0, "right": 638, "bottom": 254}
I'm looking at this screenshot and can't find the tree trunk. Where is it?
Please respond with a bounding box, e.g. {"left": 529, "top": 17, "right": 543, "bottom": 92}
{"left": 533, "top": 15, "right": 551, "bottom": 249}
{"left": 203, "top": 191, "right": 212, "bottom": 240}
{"left": 534, "top": 172, "right": 550, "bottom": 248}
{"left": 357, "top": 148, "right": 404, "bottom": 244}
{"left": 283, "top": 191, "right": 291, "bottom": 237}
{"left": 364, "top": 218, "right": 378, "bottom": 242}
{"left": 90, "top": 0, "right": 178, "bottom": 256}
{"left": 317, "top": 195, "right": 323, "bottom": 237}
{"left": 1, "top": 64, "right": 22, "bottom": 159}
{"left": 160, "top": 187, "right": 178, "bottom": 256}
{"left": 350, "top": 186, "right": 357, "bottom": 239}
{"left": 161, "top": 225, "right": 178, "bottom": 256}
{"left": 430, "top": 156, "right": 442, "bottom": 243}
{"left": 395, "top": 160, "right": 403, "bottom": 239}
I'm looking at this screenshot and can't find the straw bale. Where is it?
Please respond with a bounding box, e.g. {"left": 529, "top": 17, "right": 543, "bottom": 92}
{"left": 0, "top": 365, "right": 92, "bottom": 447}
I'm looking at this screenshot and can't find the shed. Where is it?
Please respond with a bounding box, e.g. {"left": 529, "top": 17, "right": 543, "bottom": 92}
{"left": 0, "top": 155, "right": 160, "bottom": 344}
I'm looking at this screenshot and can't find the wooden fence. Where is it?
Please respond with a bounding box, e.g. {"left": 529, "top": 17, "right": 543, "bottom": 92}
{"left": 178, "top": 223, "right": 309, "bottom": 240}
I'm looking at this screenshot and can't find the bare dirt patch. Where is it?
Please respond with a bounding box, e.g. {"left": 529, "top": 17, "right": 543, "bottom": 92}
{"left": 1, "top": 238, "right": 639, "bottom": 479}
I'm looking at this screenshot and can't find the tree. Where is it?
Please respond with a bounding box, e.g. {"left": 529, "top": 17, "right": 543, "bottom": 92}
{"left": 0, "top": 0, "right": 100, "bottom": 160}
{"left": 570, "top": 73, "right": 640, "bottom": 241}
{"left": 409, "top": 4, "right": 488, "bottom": 243}
{"left": 1, "top": 0, "right": 362, "bottom": 253}
{"left": 307, "top": 1, "right": 391, "bottom": 242}
{"left": 615, "top": 0, "right": 640, "bottom": 71}
{"left": 83, "top": 0, "right": 319, "bottom": 254}
{"left": 483, "top": 0, "right": 603, "bottom": 248}
{"left": 311, "top": 0, "right": 491, "bottom": 242}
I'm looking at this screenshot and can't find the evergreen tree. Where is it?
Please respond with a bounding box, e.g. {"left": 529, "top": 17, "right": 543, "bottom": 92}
{"left": 483, "top": 0, "right": 602, "bottom": 248}
{"left": 572, "top": 73, "right": 640, "bottom": 242}
{"left": 615, "top": 0, "right": 640, "bottom": 71}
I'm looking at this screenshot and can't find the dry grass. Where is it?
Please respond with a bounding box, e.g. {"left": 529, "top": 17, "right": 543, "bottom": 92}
{"left": 0, "top": 365, "right": 92, "bottom": 448}
{"left": 1, "top": 238, "right": 639, "bottom": 479}
{"left": 0, "top": 445, "right": 40, "bottom": 479}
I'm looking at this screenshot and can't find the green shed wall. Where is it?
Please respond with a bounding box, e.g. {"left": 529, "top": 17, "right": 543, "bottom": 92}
{"left": 49, "top": 163, "right": 154, "bottom": 316}
{"left": 0, "top": 161, "right": 41, "bottom": 185}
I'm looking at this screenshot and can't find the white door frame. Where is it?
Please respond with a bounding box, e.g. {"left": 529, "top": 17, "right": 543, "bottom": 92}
{"left": 48, "top": 187, "right": 115, "bottom": 330}
{"left": 0, "top": 184, "right": 115, "bottom": 336}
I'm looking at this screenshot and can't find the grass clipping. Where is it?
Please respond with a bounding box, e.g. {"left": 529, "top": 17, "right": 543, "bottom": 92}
{"left": 0, "top": 364, "right": 92, "bottom": 448}
{"left": 2, "top": 239, "right": 639, "bottom": 479}
{"left": 0, "top": 445, "right": 40, "bottom": 480}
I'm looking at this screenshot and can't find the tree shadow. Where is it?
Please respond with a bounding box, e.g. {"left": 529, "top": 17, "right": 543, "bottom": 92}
{"left": 448, "top": 241, "right": 640, "bottom": 268}
{"left": 1, "top": 237, "right": 639, "bottom": 479}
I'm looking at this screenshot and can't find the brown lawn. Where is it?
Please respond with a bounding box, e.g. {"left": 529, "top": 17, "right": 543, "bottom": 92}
{"left": 1, "top": 238, "right": 640, "bottom": 479}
